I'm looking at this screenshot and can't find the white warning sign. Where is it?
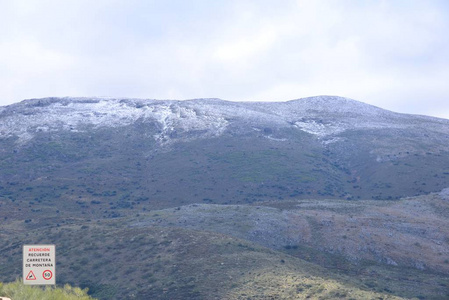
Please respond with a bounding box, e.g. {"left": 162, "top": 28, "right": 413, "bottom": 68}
{"left": 26, "top": 270, "right": 36, "bottom": 280}
{"left": 23, "top": 245, "right": 56, "bottom": 285}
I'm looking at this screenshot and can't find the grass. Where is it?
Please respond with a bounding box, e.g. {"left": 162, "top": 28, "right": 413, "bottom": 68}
{"left": 225, "top": 268, "right": 404, "bottom": 300}
{"left": 0, "top": 279, "right": 95, "bottom": 300}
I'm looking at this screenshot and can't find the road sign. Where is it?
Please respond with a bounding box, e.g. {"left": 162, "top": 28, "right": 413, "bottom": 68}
{"left": 25, "top": 270, "right": 36, "bottom": 280}
{"left": 23, "top": 245, "right": 55, "bottom": 285}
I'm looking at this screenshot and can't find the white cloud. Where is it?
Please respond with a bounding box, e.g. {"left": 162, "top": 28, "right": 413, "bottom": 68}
{"left": 0, "top": 0, "right": 448, "bottom": 119}
{"left": 214, "top": 28, "right": 276, "bottom": 62}
{"left": 0, "top": 40, "right": 76, "bottom": 74}
{"left": 0, "top": 38, "right": 79, "bottom": 100}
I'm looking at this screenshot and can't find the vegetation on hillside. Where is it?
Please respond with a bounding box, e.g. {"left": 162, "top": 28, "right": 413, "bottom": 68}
{"left": 0, "top": 224, "right": 413, "bottom": 300}
{"left": 0, "top": 279, "right": 96, "bottom": 300}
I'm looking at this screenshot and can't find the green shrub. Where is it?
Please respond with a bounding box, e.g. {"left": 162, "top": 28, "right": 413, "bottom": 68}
{"left": 0, "top": 279, "right": 96, "bottom": 300}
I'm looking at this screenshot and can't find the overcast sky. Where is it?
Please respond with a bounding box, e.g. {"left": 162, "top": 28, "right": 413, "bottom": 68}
{"left": 1, "top": 0, "right": 449, "bottom": 118}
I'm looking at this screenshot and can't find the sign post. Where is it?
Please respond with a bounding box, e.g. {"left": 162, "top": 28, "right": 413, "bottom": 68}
{"left": 23, "top": 245, "right": 56, "bottom": 285}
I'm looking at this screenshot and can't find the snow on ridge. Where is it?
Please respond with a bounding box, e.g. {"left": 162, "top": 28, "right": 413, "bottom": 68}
{"left": 1, "top": 96, "right": 446, "bottom": 145}
{"left": 148, "top": 102, "right": 229, "bottom": 144}
{"left": 287, "top": 95, "right": 385, "bottom": 114}
{"left": 242, "top": 96, "right": 407, "bottom": 137}
{"left": 0, "top": 97, "right": 230, "bottom": 145}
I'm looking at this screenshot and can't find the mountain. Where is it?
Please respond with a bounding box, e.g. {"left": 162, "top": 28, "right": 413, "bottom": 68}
{"left": 1, "top": 96, "right": 448, "bottom": 213}
{"left": 1, "top": 96, "right": 449, "bottom": 299}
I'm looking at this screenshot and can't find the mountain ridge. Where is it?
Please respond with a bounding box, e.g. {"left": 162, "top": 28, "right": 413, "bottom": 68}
{"left": 2, "top": 95, "right": 448, "bottom": 146}
{"left": 1, "top": 95, "right": 448, "bottom": 204}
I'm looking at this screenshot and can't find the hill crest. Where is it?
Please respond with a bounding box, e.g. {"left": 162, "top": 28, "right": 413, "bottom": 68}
{"left": 2, "top": 95, "right": 447, "bottom": 146}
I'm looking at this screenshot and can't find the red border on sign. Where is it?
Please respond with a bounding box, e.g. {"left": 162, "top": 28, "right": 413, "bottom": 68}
{"left": 26, "top": 270, "right": 37, "bottom": 280}
{"left": 42, "top": 270, "right": 53, "bottom": 280}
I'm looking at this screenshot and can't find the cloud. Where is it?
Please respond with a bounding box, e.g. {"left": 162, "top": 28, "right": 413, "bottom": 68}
{"left": 0, "top": 0, "right": 448, "bottom": 119}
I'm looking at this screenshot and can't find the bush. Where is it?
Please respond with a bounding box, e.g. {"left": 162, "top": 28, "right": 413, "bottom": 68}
{"left": 0, "top": 279, "right": 96, "bottom": 300}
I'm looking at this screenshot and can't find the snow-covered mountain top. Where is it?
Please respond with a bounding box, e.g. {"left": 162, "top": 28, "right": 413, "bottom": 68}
{"left": 286, "top": 96, "right": 386, "bottom": 115}
{"left": 1, "top": 96, "right": 448, "bottom": 145}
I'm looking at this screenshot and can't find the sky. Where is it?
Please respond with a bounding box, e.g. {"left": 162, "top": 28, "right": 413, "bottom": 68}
{"left": 1, "top": 0, "right": 449, "bottom": 119}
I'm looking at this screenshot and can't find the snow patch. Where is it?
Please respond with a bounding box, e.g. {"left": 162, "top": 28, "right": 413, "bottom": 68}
{"left": 265, "top": 136, "right": 287, "bottom": 142}
{"left": 321, "top": 137, "right": 343, "bottom": 145}
{"left": 293, "top": 120, "right": 345, "bottom": 137}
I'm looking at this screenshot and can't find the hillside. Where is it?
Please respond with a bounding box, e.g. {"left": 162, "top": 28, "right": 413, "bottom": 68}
{"left": 130, "top": 190, "right": 449, "bottom": 273}
{"left": 1, "top": 96, "right": 449, "bottom": 299}
{"left": 1, "top": 96, "right": 448, "bottom": 215}
{"left": 1, "top": 221, "right": 407, "bottom": 300}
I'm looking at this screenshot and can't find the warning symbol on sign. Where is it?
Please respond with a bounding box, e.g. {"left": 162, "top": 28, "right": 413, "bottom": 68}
{"left": 42, "top": 270, "right": 53, "bottom": 280}
{"left": 26, "top": 270, "right": 36, "bottom": 280}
